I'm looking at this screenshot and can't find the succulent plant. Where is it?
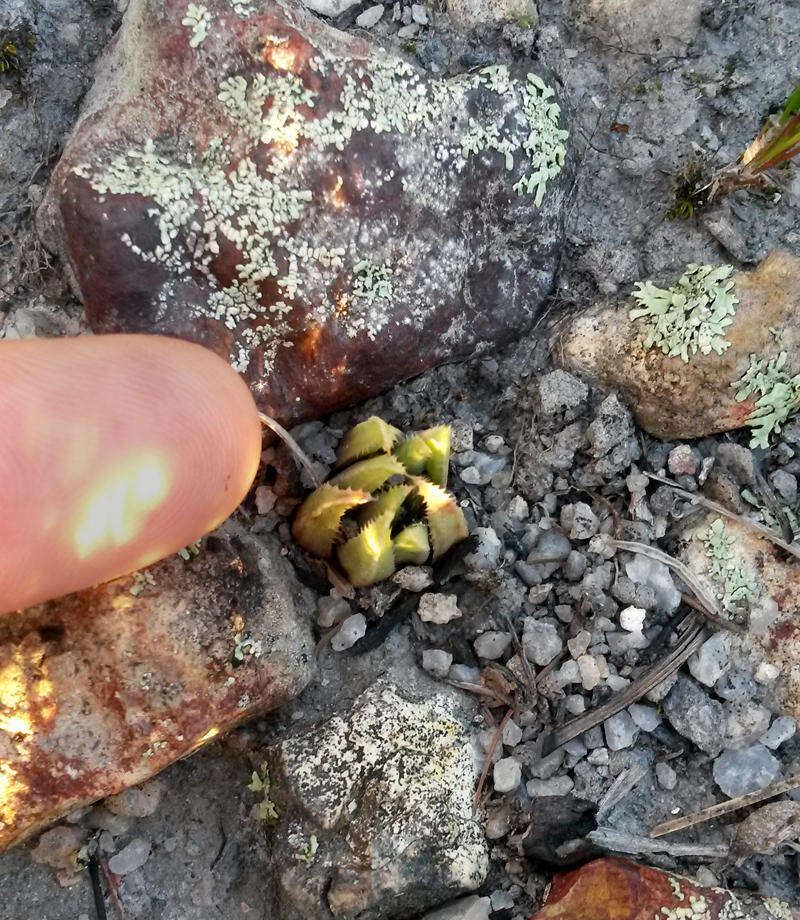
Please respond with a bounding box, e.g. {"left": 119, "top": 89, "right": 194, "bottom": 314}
{"left": 292, "top": 417, "right": 468, "bottom": 587}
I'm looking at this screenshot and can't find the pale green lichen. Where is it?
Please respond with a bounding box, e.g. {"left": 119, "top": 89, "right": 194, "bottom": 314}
{"left": 733, "top": 351, "right": 800, "bottom": 449}
{"left": 699, "top": 518, "right": 759, "bottom": 617}
{"left": 248, "top": 767, "right": 279, "bottom": 822}
{"left": 293, "top": 834, "right": 319, "bottom": 865}
{"left": 630, "top": 264, "right": 738, "bottom": 362}
{"left": 182, "top": 3, "right": 210, "bottom": 47}
{"left": 76, "top": 26, "right": 567, "bottom": 375}
{"left": 233, "top": 632, "right": 263, "bottom": 661}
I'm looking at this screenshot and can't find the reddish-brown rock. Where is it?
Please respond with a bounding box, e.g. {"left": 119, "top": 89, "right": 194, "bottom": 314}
{"left": 0, "top": 522, "right": 314, "bottom": 851}
{"left": 532, "top": 857, "right": 800, "bottom": 920}
{"left": 40, "top": 0, "right": 571, "bottom": 427}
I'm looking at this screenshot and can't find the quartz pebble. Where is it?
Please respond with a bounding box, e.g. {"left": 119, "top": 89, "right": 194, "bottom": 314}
{"left": 331, "top": 613, "right": 367, "bottom": 650}
{"left": 107, "top": 837, "right": 151, "bottom": 876}
{"left": 760, "top": 716, "right": 796, "bottom": 750}
{"left": 577, "top": 654, "right": 601, "bottom": 691}
{"left": 393, "top": 566, "right": 434, "bottom": 591}
{"left": 502, "top": 719, "right": 523, "bottom": 748}
{"left": 565, "top": 694, "right": 586, "bottom": 714}
{"left": 628, "top": 703, "right": 661, "bottom": 732}
{"left": 755, "top": 661, "right": 780, "bottom": 683}
{"left": 317, "top": 596, "right": 350, "bottom": 628}
{"left": 356, "top": 3, "right": 384, "bottom": 25}
{"left": 713, "top": 744, "right": 780, "bottom": 797}
{"left": 655, "top": 762, "right": 677, "bottom": 790}
{"left": 619, "top": 606, "right": 645, "bottom": 632}
{"left": 604, "top": 711, "right": 638, "bottom": 750}
{"left": 474, "top": 631, "right": 512, "bottom": 660}
{"left": 526, "top": 775, "right": 574, "bottom": 797}
{"left": 422, "top": 649, "right": 453, "bottom": 678}
{"left": 523, "top": 621, "right": 563, "bottom": 666}
{"left": 688, "top": 633, "right": 730, "bottom": 687}
{"left": 567, "top": 630, "right": 591, "bottom": 659}
{"left": 418, "top": 593, "right": 461, "bottom": 624}
{"left": 493, "top": 757, "right": 522, "bottom": 793}
{"left": 465, "top": 527, "right": 502, "bottom": 570}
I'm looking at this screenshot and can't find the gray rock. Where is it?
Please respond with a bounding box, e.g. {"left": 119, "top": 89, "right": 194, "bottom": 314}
{"left": 628, "top": 704, "right": 661, "bottom": 732}
{"left": 536, "top": 370, "right": 588, "bottom": 417}
{"left": 663, "top": 675, "right": 725, "bottom": 756}
{"left": 302, "top": 0, "right": 359, "bottom": 15}
{"left": 449, "top": 664, "right": 481, "bottom": 684}
{"left": 465, "top": 528, "right": 502, "bottom": 571}
{"left": 604, "top": 711, "right": 638, "bottom": 750}
{"left": 107, "top": 837, "right": 151, "bottom": 876}
{"left": 422, "top": 649, "right": 454, "bottom": 679}
{"left": 356, "top": 4, "right": 385, "bottom": 26}
{"left": 460, "top": 454, "right": 506, "bottom": 486}
{"left": 560, "top": 502, "right": 599, "bottom": 540}
{"left": 502, "top": 719, "right": 523, "bottom": 748}
{"left": 716, "top": 444, "right": 756, "bottom": 486}
{"left": 713, "top": 744, "right": 780, "bottom": 797}
{"left": 268, "top": 682, "right": 488, "bottom": 920}
{"left": 688, "top": 633, "right": 731, "bottom": 687}
{"left": 760, "top": 716, "right": 797, "bottom": 750}
{"left": 625, "top": 554, "right": 681, "bottom": 614}
{"left": 522, "top": 621, "right": 563, "bottom": 666}
{"left": 563, "top": 550, "right": 587, "bottom": 581}
{"left": 419, "top": 593, "right": 461, "bottom": 624}
{"left": 526, "top": 775, "right": 574, "bottom": 797}
{"left": 715, "top": 668, "right": 757, "bottom": 702}
{"left": 724, "top": 701, "right": 771, "bottom": 749}
{"left": 411, "top": 4, "right": 429, "bottom": 24}
{"left": 473, "top": 631, "right": 512, "bottom": 660}
{"left": 586, "top": 394, "right": 634, "bottom": 457}
{"left": 771, "top": 469, "right": 798, "bottom": 505}
{"left": 493, "top": 757, "right": 522, "bottom": 793}
{"left": 655, "top": 762, "right": 677, "bottom": 791}
{"left": 317, "top": 595, "right": 350, "bottom": 628}
{"left": 331, "top": 613, "right": 367, "bottom": 650}
{"left": 420, "top": 896, "right": 491, "bottom": 920}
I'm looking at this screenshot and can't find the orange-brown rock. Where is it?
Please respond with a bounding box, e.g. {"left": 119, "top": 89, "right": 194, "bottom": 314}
{"left": 558, "top": 250, "right": 800, "bottom": 440}
{"left": 532, "top": 857, "right": 800, "bottom": 920}
{"left": 0, "top": 522, "right": 314, "bottom": 851}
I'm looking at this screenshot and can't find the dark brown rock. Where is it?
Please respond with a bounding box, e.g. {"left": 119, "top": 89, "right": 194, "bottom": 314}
{"left": 0, "top": 522, "right": 314, "bottom": 851}
{"left": 40, "top": 0, "right": 571, "bottom": 427}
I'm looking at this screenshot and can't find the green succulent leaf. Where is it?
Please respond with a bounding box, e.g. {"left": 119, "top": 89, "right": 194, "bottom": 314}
{"left": 419, "top": 424, "right": 451, "bottom": 488}
{"left": 359, "top": 483, "right": 413, "bottom": 526}
{"left": 393, "top": 523, "right": 431, "bottom": 565}
{"left": 413, "top": 478, "right": 469, "bottom": 560}
{"left": 337, "top": 511, "right": 396, "bottom": 587}
{"left": 292, "top": 483, "right": 372, "bottom": 558}
{"left": 335, "top": 416, "right": 403, "bottom": 467}
{"left": 394, "top": 434, "right": 432, "bottom": 474}
{"left": 329, "top": 454, "right": 407, "bottom": 492}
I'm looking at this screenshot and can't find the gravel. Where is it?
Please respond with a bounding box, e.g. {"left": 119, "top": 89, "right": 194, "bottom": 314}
{"left": 713, "top": 745, "right": 781, "bottom": 797}
{"left": 493, "top": 758, "right": 522, "bottom": 794}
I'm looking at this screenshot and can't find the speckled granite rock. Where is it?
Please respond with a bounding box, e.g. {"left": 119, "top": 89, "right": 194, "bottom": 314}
{"left": 559, "top": 251, "right": 800, "bottom": 442}
{"left": 532, "top": 858, "right": 800, "bottom": 920}
{"left": 0, "top": 522, "right": 314, "bottom": 852}
{"left": 40, "top": 0, "right": 571, "bottom": 427}
{"left": 265, "top": 680, "right": 488, "bottom": 920}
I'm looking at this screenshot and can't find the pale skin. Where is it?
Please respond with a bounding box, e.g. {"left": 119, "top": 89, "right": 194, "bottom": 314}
{"left": 0, "top": 334, "right": 262, "bottom": 614}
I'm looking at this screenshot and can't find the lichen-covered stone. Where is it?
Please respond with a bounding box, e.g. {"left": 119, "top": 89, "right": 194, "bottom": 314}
{"left": 265, "top": 681, "right": 488, "bottom": 920}
{"left": 40, "top": 0, "right": 570, "bottom": 427}
{"left": 0, "top": 522, "right": 314, "bottom": 851}
{"left": 532, "top": 857, "right": 800, "bottom": 920}
{"left": 559, "top": 250, "right": 800, "bottom": 442}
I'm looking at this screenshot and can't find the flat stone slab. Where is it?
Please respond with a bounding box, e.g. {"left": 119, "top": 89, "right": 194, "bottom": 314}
{"left": 265, "top": 680, "right": 488, "bottom": 920}
{"left": 0, "top": 522, "right": 314, "bottom": 851}
{"left": 40, "top": 0, "right": 570, "bottom": 427}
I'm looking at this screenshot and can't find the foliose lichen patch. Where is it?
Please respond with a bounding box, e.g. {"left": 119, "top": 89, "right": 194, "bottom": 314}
{"left": 71, "top": 9, "right": 567, "bottom": 378}
{"left": 629, "top": 263, "right": 738, "bottom": 363}
{"left": 699, "top": 517, "right": 760, "bottom": 620}
{"left": 733, "top": 351, "right": 800, "bottom": 449}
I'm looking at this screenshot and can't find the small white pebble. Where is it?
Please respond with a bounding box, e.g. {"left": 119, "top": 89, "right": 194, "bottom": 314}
{"left": 421, "top": 649, "right": 452, "bottom": 678}
{"left": 493, "top": 757, "right": 522, "bottom": 793}
{"left": 418, "top": 593, "right": 460, "bottom": 624}
{"left": 619, "top": 606, "right": 646, "bottom": 632}
{"left": 502, "top": 718, "right": 523, "bottom": 748}
{"left": 485, "top": 435, "right": 504, "bottom": 453}
{"left": 565, "top": 694, "right": 586, "bottom": 715}
{"left": 755, "top": 661, "right": 780, "bottom": 683}
{"left": 331, "top": 613, "right": 367, "bottom": 651}
{"left": 577, "top": 654, "right": 601, "bottom": 691}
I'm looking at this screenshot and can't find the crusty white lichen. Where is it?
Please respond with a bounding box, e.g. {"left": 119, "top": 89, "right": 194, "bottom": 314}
{"left": 733, "top": 351, "right": 800, "bottom": 449}
{"left": 75, "top": 20, "right": 567, "bottom": 375}
{"left": 629, "top": 264, "right": 738, "bottom": 362}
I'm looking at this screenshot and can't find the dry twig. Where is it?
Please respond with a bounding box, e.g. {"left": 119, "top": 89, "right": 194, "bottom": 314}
{"left": 650, "top": 773, "right": 800, "bottom": 838}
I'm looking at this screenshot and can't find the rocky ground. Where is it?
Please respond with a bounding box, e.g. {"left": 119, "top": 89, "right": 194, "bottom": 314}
{"left": 1, "top": 0, "right": 800, "bottom": 918}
